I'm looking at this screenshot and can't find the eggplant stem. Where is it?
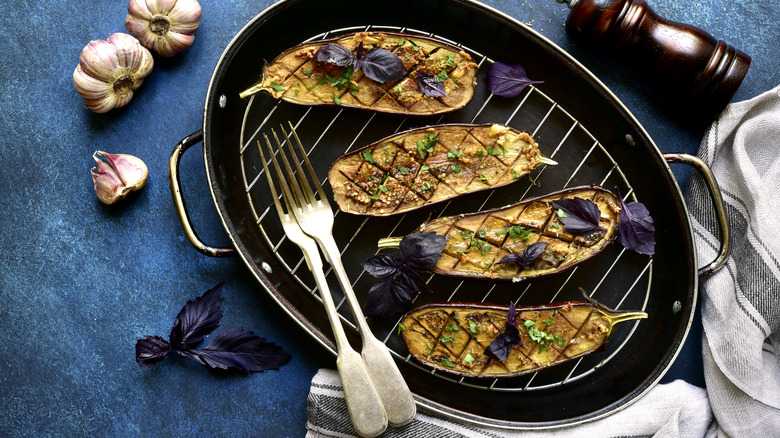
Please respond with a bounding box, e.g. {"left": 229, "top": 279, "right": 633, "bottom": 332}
{"left": 605, "top": 311, "right": 648, "bottom": 334}
{"left": 537, "top": 155, "right": 558, "bottom": 166}
{"left": 377, "top": 236, "right": 403, "bottom": 250}
{"left": 239, "top": 83, "right": 264, "bottom": 99}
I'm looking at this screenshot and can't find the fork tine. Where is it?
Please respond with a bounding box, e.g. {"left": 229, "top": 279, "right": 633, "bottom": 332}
{"left": 280, "top": 125, "right": 317, "bottom": 205}
{"left": 271, "top": 128, "right": 308, "bottom": 211}
{"left": 263, "top": 133, "right": 300, "bottom": 217}
{"left": 286, "top": 122, "right": 330, "bottom": 207}
{"left": 257, "top": 138, "right": 287, "bottom": 219}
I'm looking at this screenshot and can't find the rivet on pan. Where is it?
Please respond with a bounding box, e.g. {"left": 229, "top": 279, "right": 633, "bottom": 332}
{"left": 672, "top": 300, "right": 682, "bottom": 314}
{"left": 261, "top": 261, "right": 273, "bottom": 274}
{"left": 219, "top": 94, "right": 227, "bottom": 108}
{"left": 625, "top": 134, "right": 635, "bottom": 146}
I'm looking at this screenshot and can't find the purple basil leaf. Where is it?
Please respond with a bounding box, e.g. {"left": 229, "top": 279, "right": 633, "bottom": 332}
{"left": 169, "top": 282, "right": 224, "bottom": 349}
{"left": 364, "top": 277, "right": 411, "bottom": 319}
{"left": 354, "top": 47, "right": 406, "bottom": 83}
{"left": 485, "top": 303, "right": 522, "bottom": 361}
{"left": 497, "top": 241, "right": 548, "bottom": 270}
{"left": 363, "top": 232, "right": 445, "bottom": 318}
{"left": 362, "top": 253, "right": 404, "bottom": 279}
{"left": 617, "top": 193, "right": 656, "bottom": 255}
{"left": 187, "top": 328, "right": 291, "bottom": 373}
{"left": 399, "top": 232, "right": 448, "bottom": 271}
{"left": 552, "top": 198, "right": 604, "bottom": 236}
{"left": 135, "top": 335, "right": 172, "bottom": 367}
{"left": 396, "top": 267, "right": 432, "bottom": 297}
{"left": 313, "top": 43, "right": 355, "bottom": 67}
{"left": 486, "top": 62, "right": 543, "bottom": 98}
{"left": 415, "top": 72, "right": 447, "bottom": 97}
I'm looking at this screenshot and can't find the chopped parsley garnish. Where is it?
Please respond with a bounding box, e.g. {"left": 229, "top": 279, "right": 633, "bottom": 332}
{"left": 487, "top": 144, "right": 508, "bottom": 157}
{"left": 378, "top": 185, "right": 388, "bottom": 193}
{"left": 447, "top": 149, "right": 463, "bottom": 159}
{"left": 497, "top": 224, "right": 533, "bottom": 240}
{"left": 361, "top": 150, "right": 376, "bottom": 164}
{"left": 450, "top": 165, "right": 462, "bottom": 174}
{"left": 398, "top": 166, "right": 409, "bottom": 175}
{"left": 302, "top": 69, "right": 313, "bottom": 76}
{"left": 416, "top": 133, "right": 439, "bottom": 158}
{"left": 270, "top": 82, "right": 284, "bottom": 92}
{"left": 468, "top": 320, "right": 478, "bottom": 338}
{"left": 440, "top": 336, "right": 455, "bottom": 344}
{"left": 522, "top": 319, "right": 565, "bottom": 349}
{"left": 446, "top": 322, "right": 460, "bottom": 332}
{"left": 440, "top": 358, "right": 456, "bottom": 367}
{"left": 463, "top": 353, "right": 475, "bottom": 366}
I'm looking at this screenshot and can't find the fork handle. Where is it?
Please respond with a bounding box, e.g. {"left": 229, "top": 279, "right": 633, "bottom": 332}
{"left": 319, "top": 237, "right": 417, "bottom": 427}
{"left": 307, "top": 249, "right": 388, "bottom": 437}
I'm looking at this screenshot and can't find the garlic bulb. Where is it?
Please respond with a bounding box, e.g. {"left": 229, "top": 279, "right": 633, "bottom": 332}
{"left": 73, "top": 33, "right": 154, "bottom": 113}
{"left": 125, "top": 0, "right": 202, "bottom": 57}
{"left": 92, "top": 151, "right": 149, "bottom": 205}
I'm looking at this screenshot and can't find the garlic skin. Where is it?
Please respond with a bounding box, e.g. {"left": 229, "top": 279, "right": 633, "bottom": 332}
{"left": 125, "top": 0, "right": 202, "bottom": 57}
{"left": 92, "top": 151, "right": 149, "bottom": 205}
{"left": 73, "top": 33, "right": 154, "bottom": 113}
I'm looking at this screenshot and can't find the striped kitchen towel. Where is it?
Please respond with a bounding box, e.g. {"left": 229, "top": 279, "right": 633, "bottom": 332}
{"left": 684, "top": 84, "right": 780, "bottom": 437}
{"left": 306, "top": 85, "right": 780, "bottom": 437}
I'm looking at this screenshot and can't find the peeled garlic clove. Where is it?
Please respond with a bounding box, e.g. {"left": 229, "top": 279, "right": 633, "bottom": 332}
{"left": 125, "top": 0, "right": 202, "bottom": 57}
{"left": 91, "top": 151, "right": 148, "bottom": 205}
{"left": 73, "top": 33, "right": 154, "bottom": 113}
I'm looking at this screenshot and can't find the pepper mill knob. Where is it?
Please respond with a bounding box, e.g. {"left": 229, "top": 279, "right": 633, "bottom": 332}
{"left": 566, "top": 0, "right": 751, "bottom": 120}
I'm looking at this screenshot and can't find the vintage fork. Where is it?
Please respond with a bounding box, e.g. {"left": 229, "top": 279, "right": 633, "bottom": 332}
{"left": 258, "top": 137, "right": 387, "bottom": 438}
{"left": 265, "top": 123, "right": 417, "bottom": 427}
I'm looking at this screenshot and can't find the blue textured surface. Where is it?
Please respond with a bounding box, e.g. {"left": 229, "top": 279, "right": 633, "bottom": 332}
{"left": 0, "top": 0, "right": 777, "bottom": 436}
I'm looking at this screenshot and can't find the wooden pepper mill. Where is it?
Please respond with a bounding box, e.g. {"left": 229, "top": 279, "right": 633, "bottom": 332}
{"left": 565, "top": 0, "right": 751, "bottom": 120}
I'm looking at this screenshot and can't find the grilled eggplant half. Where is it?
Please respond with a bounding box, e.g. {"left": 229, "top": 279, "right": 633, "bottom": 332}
{"left": 401, "top": 300, "right": 646, "bottom": 378}
{"left": 378, "top": 185, "right": 621, "bottom": 281}
{"left": 239, "top": 32, "right": 478, "bottom": 115}
{"left": 329, "top": 123, "right": 555, "bottom": 216}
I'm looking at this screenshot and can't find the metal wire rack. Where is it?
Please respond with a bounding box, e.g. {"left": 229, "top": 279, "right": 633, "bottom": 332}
{"left": 236, "top": 25, "right": 652, "bottom": 394}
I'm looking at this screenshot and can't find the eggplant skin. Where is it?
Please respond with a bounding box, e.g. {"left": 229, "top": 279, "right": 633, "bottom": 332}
{"left": 329, "top": 123, "right": 545, "bottom": 216}
{"left": 418, "top": 185, "right": 621, "bottom": 282}
{"left": 401, "top": 301, "right": 621, "bottom": 379}
{"left": 242, "top": 32, "right": 478, "bottom": 115}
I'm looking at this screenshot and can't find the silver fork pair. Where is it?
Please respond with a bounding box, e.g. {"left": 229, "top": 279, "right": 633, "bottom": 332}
{"left": 258, "top": 123, "right": 416, "bottom": 437}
